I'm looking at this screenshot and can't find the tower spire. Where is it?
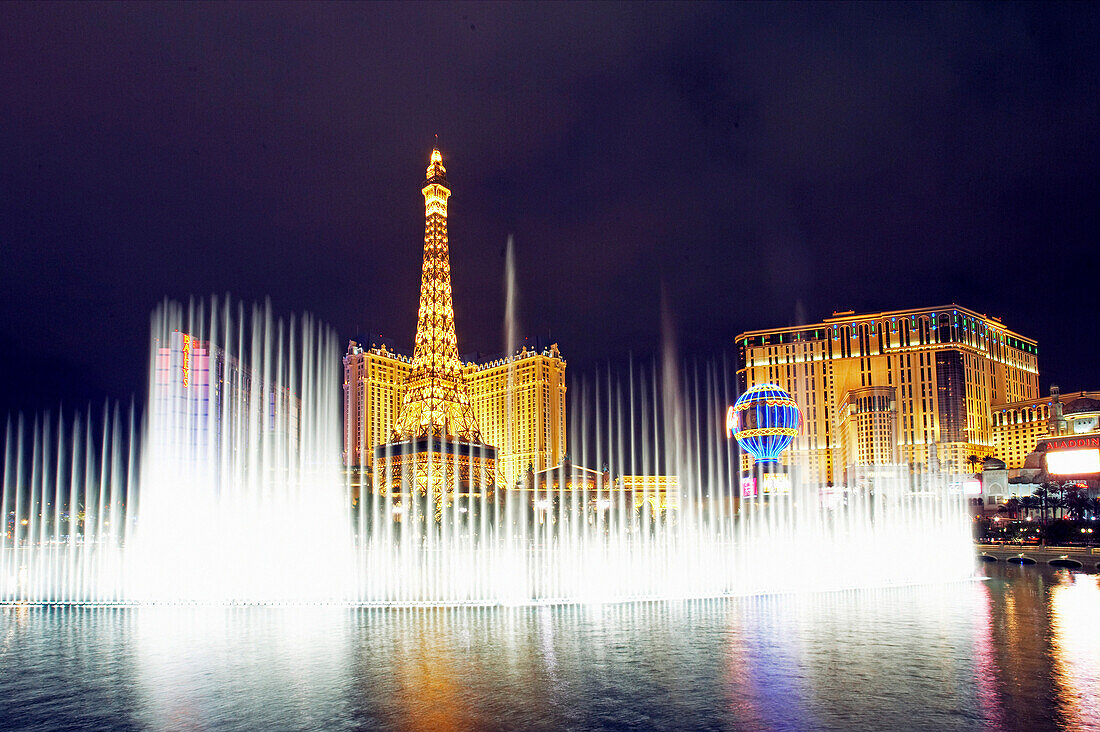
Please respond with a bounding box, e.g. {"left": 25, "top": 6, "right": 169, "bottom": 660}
{"left": 393, "top": 148, "right": 483, "bottom": 442}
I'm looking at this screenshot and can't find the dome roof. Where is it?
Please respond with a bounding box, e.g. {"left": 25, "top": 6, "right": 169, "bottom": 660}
{"left": 982, "top": 456, "right": 1006, "bottom": 470}
{"left": 1023, "top": 451, "right": 1045, "bottom": 469}
{"left": 1065, "top": 397, "right": 1100, "bottom": 415}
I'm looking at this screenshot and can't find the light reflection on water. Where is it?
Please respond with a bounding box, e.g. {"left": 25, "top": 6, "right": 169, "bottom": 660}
{"left": 0, "top": 565, "right": 1096, "bottom": 731}
{"left": 1050, "top": 573, "right": 1100, "bottom": 730}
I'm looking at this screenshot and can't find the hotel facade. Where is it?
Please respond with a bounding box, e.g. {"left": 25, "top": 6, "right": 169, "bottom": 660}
{"left": 991, "top": 388, "right": 1100, "bottom": 469}
{"left": 736, "top": 305, "right": 1039, "bottom": 484}
{"left": 344, "top": 340, "right": 567, "bottom": 488}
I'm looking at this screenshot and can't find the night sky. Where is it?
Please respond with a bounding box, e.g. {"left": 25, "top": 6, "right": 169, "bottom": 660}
{"left": 1, "top": 3, "right": 1097, "bottom": 418}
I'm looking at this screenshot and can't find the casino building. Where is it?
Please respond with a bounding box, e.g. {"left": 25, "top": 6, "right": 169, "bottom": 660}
{"left": 154, "top": 330, "right": 299, "bottom": 448}
{"left": 736, "top": 305, "right": 1039, "bottom": 485}
{"left": 343, "top": 149, "right": 568, "bottom": 490}
{"left": 991, "top": 388, "right": 1100, "bottom": 469}
{"left": 980, "top": 389, "right": 1100, "bottom": 505}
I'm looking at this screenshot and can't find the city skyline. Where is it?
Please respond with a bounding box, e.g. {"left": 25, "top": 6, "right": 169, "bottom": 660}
{"left": 1, "top": 3, "right": 1097, "bottom": 419}
{"left": 2, "top": 7, "right": 1098, "bottom": 729}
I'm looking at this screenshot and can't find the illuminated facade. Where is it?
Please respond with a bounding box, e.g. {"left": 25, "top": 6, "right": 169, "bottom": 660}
{"left": 155, "top": 330, "right": 299, "bottom": 447}
{"left": 466, "top": 345, "right": 567, "bottom": 486}
{"left": 835, "top": 386, "right": 897, "bottom": 469}
{"left": 152, "top": 330, "right": 301, "bottom": 468}
{"left": 344, "top": 342, "right": 568, "bottom": 488}
{"left": 736, "top": 305, "right": 1039, "bottom": 483}
{"left": 343, "top": 344, "right": 411, "bottom": 469}
{"left": 343, "top": 149, "right": 568, "bottom": 492}
{"left": 992, "top": 388, "right": 1100, "bottom": 469}
{"left": 520, "top": 463, "right": 679, "bottom": 515}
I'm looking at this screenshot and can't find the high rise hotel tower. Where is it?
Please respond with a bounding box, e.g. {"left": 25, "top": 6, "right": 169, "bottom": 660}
{"left": 736, "top": 305, "right": 1039, "bottom": 483}
{"left": 343, "top": 150, "right": 567, "bottom": 488}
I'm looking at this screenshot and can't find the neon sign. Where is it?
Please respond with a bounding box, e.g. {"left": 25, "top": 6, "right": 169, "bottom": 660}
{"left": 727, "top": 384, "right": 801, "bottom": 463}
{"left": 181, "top": 334, "right": 191, "bottom": 388}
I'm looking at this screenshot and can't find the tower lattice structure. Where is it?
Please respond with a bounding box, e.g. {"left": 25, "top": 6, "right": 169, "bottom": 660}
{"left": 392, "top": 148, "right": 483, "bottom": 442}
{"left": 376, "top": 149, "right": 497, "bottom": 512}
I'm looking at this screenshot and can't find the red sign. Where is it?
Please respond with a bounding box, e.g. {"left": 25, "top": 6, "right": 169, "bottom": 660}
{"left": 1041, "top": 435, "right": 1100, "bottom": 452}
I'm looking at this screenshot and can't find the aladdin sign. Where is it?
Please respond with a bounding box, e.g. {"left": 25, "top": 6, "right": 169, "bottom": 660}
{"left": 1039, "top": 435, "right": 1100, "bottom": 452}
{"left": 1041, "top": 435, "right": 1100, "bottom": 476}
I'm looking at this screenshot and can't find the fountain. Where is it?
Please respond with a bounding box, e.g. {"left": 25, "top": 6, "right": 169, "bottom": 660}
{"left": 0, "top": 292, "right": 975, "bottom": 606}
{"left": 0, "top": 150, "right": 975, "bottom": 606}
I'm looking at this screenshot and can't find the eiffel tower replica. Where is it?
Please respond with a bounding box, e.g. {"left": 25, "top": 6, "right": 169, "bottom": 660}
{"left": 374, "top": 148, "right": 498, "bottom": 513}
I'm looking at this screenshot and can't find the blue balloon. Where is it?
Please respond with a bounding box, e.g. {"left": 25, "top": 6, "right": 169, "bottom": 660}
{"left": 727, "top": 384, "right": 801, "bottom": 463}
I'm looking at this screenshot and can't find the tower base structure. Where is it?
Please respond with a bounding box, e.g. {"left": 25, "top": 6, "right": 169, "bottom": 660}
{"left": 374, "top": 438, "right": 498, "bottom": 520}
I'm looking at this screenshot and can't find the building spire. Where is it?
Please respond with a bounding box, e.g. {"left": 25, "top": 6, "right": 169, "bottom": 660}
{"left": 426, "top": 145, "right": 446, "bottom": 185}
{"left": 393, "top": 148, "right": 483, "bottom": 442}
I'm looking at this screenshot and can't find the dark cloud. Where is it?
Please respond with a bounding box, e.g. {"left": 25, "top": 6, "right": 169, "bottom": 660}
{"left": 0, "top": 2, "right": 1097, "bottom": 416}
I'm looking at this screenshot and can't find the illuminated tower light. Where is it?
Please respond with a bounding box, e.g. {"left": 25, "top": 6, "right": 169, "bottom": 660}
{"left": 392, "top": 148, "right": 484, "bottom": 443}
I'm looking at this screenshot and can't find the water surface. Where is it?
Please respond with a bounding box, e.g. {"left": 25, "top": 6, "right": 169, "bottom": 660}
{"left": 2, "top": 563, "right": 1097, "bottom": 731}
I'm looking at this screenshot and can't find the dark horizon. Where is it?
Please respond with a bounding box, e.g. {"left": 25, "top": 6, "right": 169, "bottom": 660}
{"left": 2, "top": 3, "right": 1097, "bottom": 417}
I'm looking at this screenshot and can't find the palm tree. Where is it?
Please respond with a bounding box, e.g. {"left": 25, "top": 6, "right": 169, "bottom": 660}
{"left": 1032, "top": 486, "right": 1048, "bottom": 524}
{"left": 998, "top": 497, "right": 1021, "bottom": 520}
{"left": 1019, "top": 495, "right": 1039, "bottom": 524}
{"left": 1049, "top": 485, "right": 1065, "bottom": 521}
{"left": 966, "top": 454, "right": 982, "bottom": 474}
{"left": 1035, "top": 483, "right": 1064, "bottom": 524}
{"left": 1089, "top": 497, "right": 1100, "bottom": 522}
{"left": 1064, "top": 487, "right": 1089, "bottom": 521}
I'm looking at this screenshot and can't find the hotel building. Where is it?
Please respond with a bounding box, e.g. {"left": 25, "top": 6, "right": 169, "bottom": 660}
{"left": 154, "top": 330, "right": 300, "bottom": 442}
{"left": 344, "top": 341, "right": 567, "bottom": 488}
{"left": 991, "top": 388, "right": 1100, "bottom": 469}
{"left": 736, "top": 305, "right": 1039, "bottom": 483}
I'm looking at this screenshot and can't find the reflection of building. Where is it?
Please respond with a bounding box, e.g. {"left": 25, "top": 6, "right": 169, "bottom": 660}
{"left": 736, "top": 305, "right": 1039, "bottom": 482}
{"left": 343, "top": 150, "right": 567, "bottom": 489}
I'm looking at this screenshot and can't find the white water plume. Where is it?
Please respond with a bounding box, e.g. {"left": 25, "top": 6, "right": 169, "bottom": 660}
{"left": 0, "top": 297, "right": 975, "bottom": 605}
{"left": 128, "top": 298, "right": 353, "bottom": 603}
